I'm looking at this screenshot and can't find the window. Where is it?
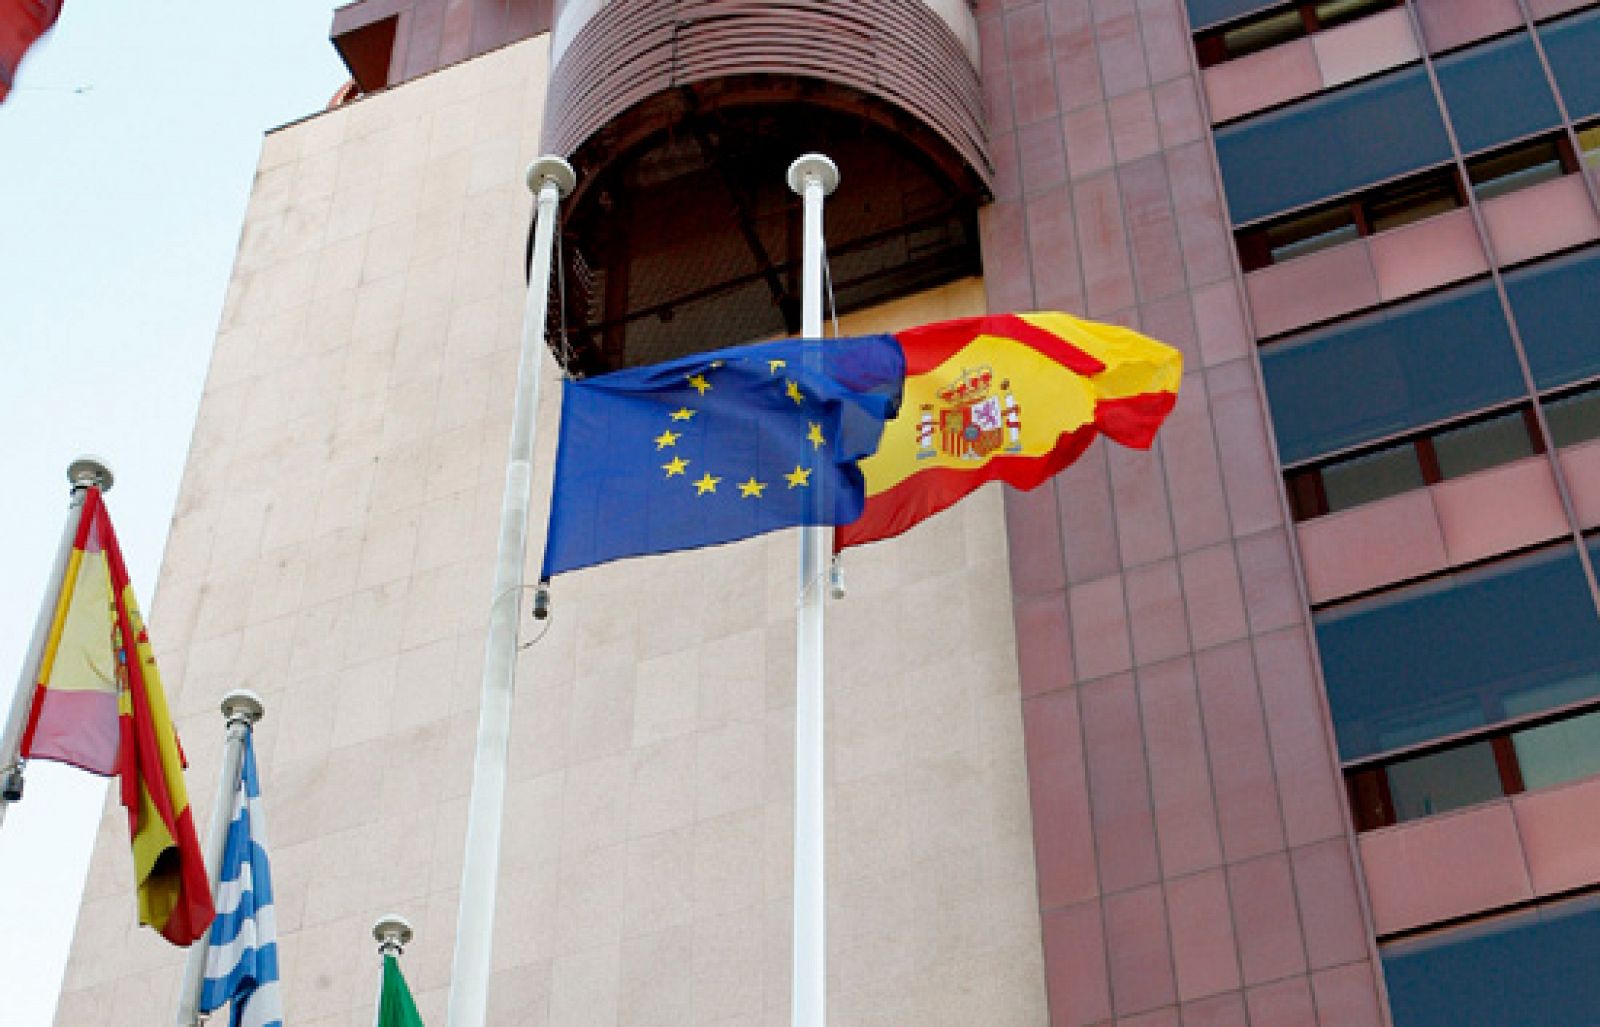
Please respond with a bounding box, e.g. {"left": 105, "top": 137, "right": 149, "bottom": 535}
{"left": 1216, "top": 65, "right": 1450, "bottom": 225}
{"left": 1319, "top": 442, "right": 1426, "bottom": 512}
{"left": 1315, "top": 542, "right": 1600, "bottom": 760}
{"left": 1314, "top": 0, "right": 1392, "bottom": 31}
{"left": 1188, "top": 0, "right": 1287, "bottom": 34}
{"left": 1238, "top": 128, "right": 1582, "bottom": 271}
{"left": 1436, "top": 31, "right": 1561, "bottom": 155}
{"left": 1540, "top": 8, "right": 1600, "bottom": 121}
{"left": 1505, "top": 246, "right": 1600, "bottom": 389}
{"left": 1384, "top": 894, "right": 1600, "bottom": 1024}
{"left": 1285, "top": 402, "right": 1543, "bottom": 521}
{"left": 1346, "top": 697, "right": 1600, "bottom": 830}
{"left": 1431, "top": 407, "right": 1540, "bottom": 478}
{"left": 1544, "top": 385, "right": 1600, "bottom": 448}
{"left": 1263, "top": 279, "right": 1523, "bottom": 465}
{"left": 1513, "top": 708, "right": 1600, "bottom": 790}
{"left": 1194, "top": 0, "right": 1399, "bottom": 66}
{"left": 1265, "top": 204, "right": 1361, "bottom": 261}
{"left": 1579, "top": 122, "right": 1600, "bottom": 165}
{"left": 1383, "top": 740, "right": 1505, "bottom": 820}
{"left": 1215, "top": 8, "right": 1307, "bottom": 62}
{"left": 1467, "top": 138, "right": 1565, "bottom": 201}
{"left": 1364, "top": 168, "right": 1462, "bottom": 232}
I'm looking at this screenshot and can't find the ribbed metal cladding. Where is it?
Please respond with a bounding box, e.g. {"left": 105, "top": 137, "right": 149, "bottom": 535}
{"left": 543, "top": 0, "right": 992, "bottom": 194}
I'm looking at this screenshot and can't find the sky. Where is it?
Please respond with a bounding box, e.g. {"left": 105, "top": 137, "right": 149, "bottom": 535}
{"left": 0, "top": 5, "right": 346, "bottom": 1021}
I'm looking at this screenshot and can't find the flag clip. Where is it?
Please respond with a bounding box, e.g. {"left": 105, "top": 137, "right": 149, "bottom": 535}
{"left": 1, "top": 764, "right": 23, "bottom": 802}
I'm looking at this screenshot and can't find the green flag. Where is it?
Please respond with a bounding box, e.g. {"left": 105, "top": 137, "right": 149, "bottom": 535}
{"left": 378, "top": 954, "right": 425, "bottom": 1027}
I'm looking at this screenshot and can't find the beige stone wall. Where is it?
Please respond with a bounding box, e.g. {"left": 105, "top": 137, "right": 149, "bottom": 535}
{"left": 54, "top": 34, "right": 1045, "bottom": 1025}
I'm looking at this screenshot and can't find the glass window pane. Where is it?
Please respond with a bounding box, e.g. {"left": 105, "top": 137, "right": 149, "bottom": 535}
{"left": 1580, "top": 124, "right": 1600, "bottom": 163}
{"left": 1503, "top": 671, "right": 1600, "bottom": 718}
{"left": 1545, "top": 388, "right": 1600, "bottom": 448}
{"left": 1262, "top": 280, "right": 1523, "bottom": 465}
{"left": 1216, "top": 66, "right": 1450, "bottom": 225}
{"left": 1384, "top": 894, "right": 1600, "bottom": 1025}
{"left": 1386, "top": 741, "right": 1506, "bottom": 822}
{"left": 1513, "top": 709, "right": 1600, "bottom": 791}
{"left": 1321, "top": 443, "right": 1426, "bottom": 511}
{"left": 1315, "top": 0, "right": 1392, "bottom": 31}
{"left": 1540, "top": 8, "right": 1600, "bottom": 120}
{"left": 1432, "top": 409, "right": 1535, "bottom": 479}
{"left": 1265, "top": 204, "right": 1361, "bottom": 263}
{"left": 1315, "top": 543, "right": 1600, "bottom": 759}
{"left": 1365, "top": 168, "right": 1461, "bottom": 232}
{"left": 1436, "top": 32, "right": 1561, "bottom": 155}
{"left": 1467, "top": 139, "right": 1565, "bottom": 202}
{"left": 1504, "top": 246, "right": 1600, "bottom": 389}
{"left": 1187, "top": 0, "right": 1285, "bottom": 32}
{"left": 1375, "top": 701, "right": 1487, "bottom": 753}
{"left": 1223, "top": 9, "right": 1307, "bottom": 59}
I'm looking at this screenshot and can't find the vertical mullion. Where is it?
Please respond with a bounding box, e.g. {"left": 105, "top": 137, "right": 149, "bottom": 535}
{"left": 1491, "top": 733, "right": 1527, "bottom": 796}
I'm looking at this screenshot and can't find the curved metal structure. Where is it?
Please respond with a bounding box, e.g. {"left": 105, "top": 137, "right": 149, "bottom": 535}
{"left": 538, "top": 0, "right": 993, "bottom": 374}
{"left": 545, "top": 0, "right": 990, "bottom": 199}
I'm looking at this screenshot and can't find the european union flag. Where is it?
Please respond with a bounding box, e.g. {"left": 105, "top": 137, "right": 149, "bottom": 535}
{"left": 541, "top": 335, "right": 904, "bottom": 576}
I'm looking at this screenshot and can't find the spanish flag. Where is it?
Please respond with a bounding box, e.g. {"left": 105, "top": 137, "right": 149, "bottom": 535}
{"left": 0, "top": 0, "right": 62, "bottom": 102}
{"left": 837, "top": 312, "right": 1181, "bottom": 548}
{"left": 21, "top": 486, "right": 214, "bottom": 945}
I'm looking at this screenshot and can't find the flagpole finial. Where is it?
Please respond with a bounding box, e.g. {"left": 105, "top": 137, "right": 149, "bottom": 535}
{"left": 786, "top": 153, "right": 839, "bottom": 197}
{"left": 525, "top": 155, "right": 577, "bottom": 198}
{"left": 67, "top": 455, "right": 113, "bottom": 492}
{"left": 219, "top": 690, "right": 264, "bottom": 728}
{"left": 373, "top": 914, "right": 415, "bottom": 957}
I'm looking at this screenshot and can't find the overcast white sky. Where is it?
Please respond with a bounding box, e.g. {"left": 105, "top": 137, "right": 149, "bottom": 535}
{"left": 0, "top": 5, "right": 345, "bottom": 1020}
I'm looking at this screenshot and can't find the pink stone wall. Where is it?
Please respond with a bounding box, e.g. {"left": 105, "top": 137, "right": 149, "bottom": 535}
{"left": 977, "top": 1, "right": 1384, "bottom": 1022}
{"left": 1360, "top": 774, "right": 1600, "bottom": 935}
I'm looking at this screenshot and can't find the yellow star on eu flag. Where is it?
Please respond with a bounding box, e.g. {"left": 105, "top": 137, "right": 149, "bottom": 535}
{"left": 654, "top": 429, "right": 681, "bottom": 449}
{"left": 785, "top": 465, "right": 811, "bottom": 489}
{"left": 688, "top": 373, "right": 712, "bottom": 395}
{"left": 785, "top": 379, "right": 804, "bottom": 405}
{"left": 738, "top": 477, "right": 767, "bottom": 499}
{"left": 663, "top": 456, "right": 689, "bottom": 477}
{"left": 694, "top": 472, "right": 721, "bottom": 495}
{"left": 806, "top": 422, "right": 825, "bottom": 449}
{"left": 768, "top": 359, "right": 787, "bottom": 374}
{"left": 670, "top": 407, "right": 696, "bottom": 422}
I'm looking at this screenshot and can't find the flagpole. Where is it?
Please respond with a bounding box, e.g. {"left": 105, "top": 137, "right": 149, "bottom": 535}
{"left": 447, "top": 154, "right": 575, "bottom": 1027}
{"left": 374, "top": 914, "right": 415, "bottom": 1027}
{"left": 787, "top": 152, "right": 839, "bottom": 1027}
{"left": 0, "top": 456, "right": 114, "bottom": 828}
{"left": 174, "top": 689, "right": 263, "bottom": 1026}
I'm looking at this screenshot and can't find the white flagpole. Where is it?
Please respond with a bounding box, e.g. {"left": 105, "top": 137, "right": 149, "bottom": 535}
{"left": 373, "top": 914, "right": 415, "bottom": 1027}
{"left": 0, "top": 456, "right": 114, "bottom": 829}
{"left": 787, "top": 152, "right": 839, "bottom": 1027}
{"left": 175, "top": 689, "right": 264, "bottom": 1027}
{"left": 446, "top": 154, "right": 575, "bottom": 1027}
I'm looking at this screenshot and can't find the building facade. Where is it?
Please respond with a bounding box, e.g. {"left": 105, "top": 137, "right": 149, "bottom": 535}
{"left": 54, "top": 0, "right": 1600, "bottom": 1023}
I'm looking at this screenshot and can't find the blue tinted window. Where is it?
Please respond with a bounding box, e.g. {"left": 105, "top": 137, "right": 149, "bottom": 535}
{"left": 1316, "top": 544, "right": 1600, "bottom": 760}
{"left": 1541, "top": 8, "right": 1600, "bottom": 120}
{"left": 1215, "top": 67, "right": 1450, "bottom": 225}
{"left": 1436, "top": 32, "right": 1560, "bottom": 155}
{"left": 1385, "top": 894, "right": 1600, "bottom": 1026}
{"left": 1505, "top": 247, "right": 1600, "bottom": 389}
{"left": 1261, "top": 281, "right": 1523, "bottom": 465}
{"left": 1187, "top": 0, "right": 1282, "bottom": 30}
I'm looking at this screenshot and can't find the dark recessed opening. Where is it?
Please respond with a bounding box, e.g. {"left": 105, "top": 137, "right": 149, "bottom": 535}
{"left": 543, "top": 79, "right": 987, "bottom": 377}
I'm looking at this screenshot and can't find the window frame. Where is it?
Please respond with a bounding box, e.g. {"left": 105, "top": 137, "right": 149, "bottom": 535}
{"left": 1194, "top": 0, "right": 1403, "bottom": 68}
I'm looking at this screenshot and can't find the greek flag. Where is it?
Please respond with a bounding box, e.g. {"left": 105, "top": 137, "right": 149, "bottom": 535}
{"left": 199, "top": 733, "right": 282, "bottom": 1027}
